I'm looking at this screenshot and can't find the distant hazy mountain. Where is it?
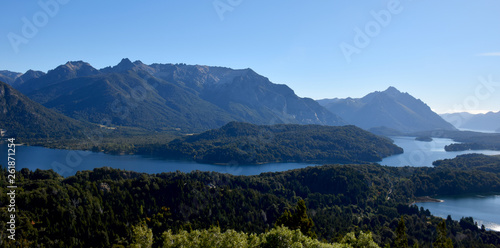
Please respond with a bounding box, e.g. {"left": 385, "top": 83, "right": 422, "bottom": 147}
{"left": 0, "top": 80, "right": 93, "bottom": 140}
{"left": 12, "top": 69, "right": 46, "bottom": 88}
{"left": 13, "top": 59, "right": 345, "bottom": 132}
{"left": 441, "top": 111, "right": 500, "bottom": 132}
{"left": 318, "top": 87, "right": 457, "bottom": 133}
{"left": 0, "top": 70, "right": 22, "bottom": 85}
{"left": 16, "top": 61, "right": 99, "bottom": 94}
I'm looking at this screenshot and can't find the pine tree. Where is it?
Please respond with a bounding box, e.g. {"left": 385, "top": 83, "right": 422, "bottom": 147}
{"left": 433, "top": 220, "right": 453, "bottom": 248}
{"left": 394, "top": 216, "right": 408, "bottom": 248}
{"left": 275, "top": 198, "right": 316, "bottom": 238}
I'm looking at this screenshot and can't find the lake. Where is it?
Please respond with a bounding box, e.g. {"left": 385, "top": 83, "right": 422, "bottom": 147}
{"left": 416, "top": 194, "right": 500, "bottom": 232}
{"left": 0, "top": 142, "right": 317, "bottom": 177}
{"left": 380, "top": 136, "right": 500, "bottom": 167}
{"left": 1, "top": 136, "right": 500, "bottom": 231}
{"left": 2, "top": 136, "right": 499, "bottom": 177}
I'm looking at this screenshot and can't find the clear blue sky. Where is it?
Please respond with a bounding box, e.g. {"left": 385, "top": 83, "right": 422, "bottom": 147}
{"left": 1, "top": 0, "right": 499, "bottom": 113}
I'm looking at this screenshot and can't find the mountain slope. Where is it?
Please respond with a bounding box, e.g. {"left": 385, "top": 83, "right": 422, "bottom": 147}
{"left": 318, "top": 87, "right": 456, "bottom": 133}
{"left": 27, "top": 70, "right": 235, "bottom": 131}
{"left": 0, "top": 81, "right": 94, "bottom": 140}
{"left": 131, "top": 61, "right": 345, "bottom": 126}
{"left": 441, "top": 111, "right": 500, "bottom": 132}
{"left": 15, "top": 59, "right": 345, "bottom": 132}
{"left": 143, "top": 62, "right": 345, "bottom": 126}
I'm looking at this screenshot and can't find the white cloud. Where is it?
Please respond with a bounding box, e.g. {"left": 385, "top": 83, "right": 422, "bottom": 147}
{"left": 477, "top": 52, "right": 500, "bottom": 56}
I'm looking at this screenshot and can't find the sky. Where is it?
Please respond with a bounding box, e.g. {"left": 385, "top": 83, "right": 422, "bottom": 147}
{"left": 1, "top": 0, "right": 499, "bottom": 114}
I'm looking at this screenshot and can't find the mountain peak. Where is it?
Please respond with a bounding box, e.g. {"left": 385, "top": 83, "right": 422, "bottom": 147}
{"left": 14, "top": 61, "right": 98, "bottom": 94}
{"left": 46, "top": 61, "right": 98, "bottom": 77}
{"left": 118, "top": 58, "right": 133, "bottom": 66}
{"left": 110, "top": 58, "right": 136, "bottom": 72}
{"left": 119, "top": 58, "right": 133, "bottom": 65}
{"left": 383, "top": 86, "right": 401, "bottom": 94}
{"left": 65, "top": 60, "right": 89, "bottom": 67}
{"left": 16, "top": 69, "right": 45, "bottom": 81}
{"left": 320, "top": 87, "right": 457, "bottom": 133}
{"left": 133, "top": 60, "right": 145, "bottom": 66}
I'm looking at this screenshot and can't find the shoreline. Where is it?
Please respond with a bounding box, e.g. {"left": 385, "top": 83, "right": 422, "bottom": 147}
{"left": 412, "top": 196, "right": 444, "bottom": 204}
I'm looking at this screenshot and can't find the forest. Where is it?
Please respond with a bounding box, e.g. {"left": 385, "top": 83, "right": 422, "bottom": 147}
{"left": 1, "top": 154, "right": 500, "bottom": 247}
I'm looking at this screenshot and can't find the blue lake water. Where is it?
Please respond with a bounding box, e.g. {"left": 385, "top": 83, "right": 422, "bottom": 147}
{"left": 380, "top": 136, "right": 500, "bottom": 167}
{"left": 1, "top": 136, "right": 500, "bottom": 231}
{"left": 2, "top": 136, "right": 499, "bottom": 177}
{"left": 0, "top": 142, "right": 318, "bottom": 177}
{"left": 416, "top": 195, "right": 500, "bottom": 232}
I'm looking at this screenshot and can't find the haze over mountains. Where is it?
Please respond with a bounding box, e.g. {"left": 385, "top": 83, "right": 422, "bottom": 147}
{"left": 317, "top": 87, "right": 457, "bottom": 133}
{"left": 0, "top": 70, "right": 22, "bottom": 85}
{"left": 0, "top": 59, "right": 345, "bottom": 133}
{"left": 0, "top": 59, "right": 462, "bottom": 136}
{"left": 441, "top": 111, "right": 500, "bottom": 133}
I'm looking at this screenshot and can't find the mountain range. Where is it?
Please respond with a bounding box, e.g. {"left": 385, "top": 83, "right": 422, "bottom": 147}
{"left": 441, "top": 111, "right": 500, "bottom": 133}
{"left": 1, "top": 60, "right": 463, "bottom": 138}
{"left": 1, "top": 59, "right": 345, "bottom": 133}
{"left": 317, "top": 87, "right": 457, "bottom": 134}
{"left": 0, "top": 69, "right": 46, "bottom": 88}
